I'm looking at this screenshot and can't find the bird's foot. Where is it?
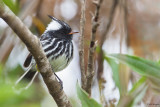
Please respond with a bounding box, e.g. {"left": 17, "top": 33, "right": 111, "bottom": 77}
{"left": 53, "top": 72, "right": 63, "bottom": 90}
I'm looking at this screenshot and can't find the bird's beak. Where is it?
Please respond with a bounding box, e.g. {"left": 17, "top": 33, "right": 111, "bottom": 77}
{"left": 68, "top": 32, "right": 79, "bottom": 35}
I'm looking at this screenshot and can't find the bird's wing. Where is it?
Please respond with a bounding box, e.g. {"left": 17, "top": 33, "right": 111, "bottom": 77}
{"left": 23, "top": 53, "right": 32, "bottom": 67}
{"left": 23, "top": 33, "right": 50, "bottom": 68}
{"left": 24, "top": 33, "right": 51, "bottom": 68}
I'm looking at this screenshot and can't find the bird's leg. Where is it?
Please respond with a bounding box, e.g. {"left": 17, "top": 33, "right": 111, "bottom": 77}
{"left": 53, "top": 72, "right": 63, "bottom": 90}
{"left": 38, "top": 65, "right": 63, "bottom": 90}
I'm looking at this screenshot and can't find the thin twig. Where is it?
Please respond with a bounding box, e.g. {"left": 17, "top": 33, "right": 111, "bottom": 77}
{"left": 97, "top": 0, "right": 118, "bottom": 104}
{"left": 97, "top": 0, "right": 118, "bottom": 79}
{"left": 0, "top": 1, "right": 72, "bottom": 107}
{"left": 79, "top": 0, "right": 86, "bottom": 90}
{"left": 85, "top": 0, "right": 103, "bottom": 94}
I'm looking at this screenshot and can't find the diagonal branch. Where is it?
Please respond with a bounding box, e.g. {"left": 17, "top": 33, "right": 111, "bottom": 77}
{"left": 0, "top": 1, "right": 72, "bottom": 107}
{"left": 85, "top": 0, "right": 103, "bottom": 94}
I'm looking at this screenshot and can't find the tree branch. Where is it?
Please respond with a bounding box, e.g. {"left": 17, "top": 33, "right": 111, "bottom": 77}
{"left": 0, "top": 1, "right": 72, "bottom": 107}
{"left": 84, "top": 0, "right": 103, "bottom": 94}
{"left": 79, "top": 0, "right": 87, "bottom": 90}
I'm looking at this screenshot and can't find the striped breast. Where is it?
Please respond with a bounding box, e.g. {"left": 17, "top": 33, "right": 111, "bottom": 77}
{"left": 40, "top": 37, "right": 73, "bottom": 72}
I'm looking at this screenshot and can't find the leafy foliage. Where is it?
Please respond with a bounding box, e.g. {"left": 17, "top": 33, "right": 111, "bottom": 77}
{"left": 76, "top": 83, "right": 102, "bottom": 107}
{"left": 107, "top": 54, "right": 160, "bottom": 79}
{"left": 105, "top": 54, "right": 160, "bottom": 106}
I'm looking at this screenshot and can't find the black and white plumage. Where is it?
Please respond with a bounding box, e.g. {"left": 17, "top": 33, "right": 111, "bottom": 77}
{"left": 16, "top": 15, "right": 78, "bottom": 89}
{"left": 41, "top": 36, "right": 73, "bottom": 72}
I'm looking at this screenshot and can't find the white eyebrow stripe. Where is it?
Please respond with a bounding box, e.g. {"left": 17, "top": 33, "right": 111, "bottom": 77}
{"left": 46, "top": 20, "right": 62, "bottom": 31}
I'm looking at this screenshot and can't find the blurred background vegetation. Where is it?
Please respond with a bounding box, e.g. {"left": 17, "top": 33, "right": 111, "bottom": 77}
{"left": 0, "top": 0, "right": 160, "bottom": 107}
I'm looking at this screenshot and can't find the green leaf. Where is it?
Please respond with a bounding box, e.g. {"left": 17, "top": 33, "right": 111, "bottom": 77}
{"left": 129, "top": 77, "right": 147, "bottom": 107}
{"left": 104, "top": 56, "right": 121, "bottom": 91}
{"left": 118, "top": 77, "right": 147, "bottom": 107}
{"left": 76, "top": 83, "right": 102, "bottom": 107}
{"left": 129, "top": 76, "right": 146, "bottom": 94}
{"left": 107, "top": 54, "right": 160, "bottom": 79}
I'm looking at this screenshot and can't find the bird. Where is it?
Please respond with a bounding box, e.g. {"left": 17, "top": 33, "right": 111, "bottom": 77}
{"left": 15, "top": 15, "right": 78, "bottom": 90}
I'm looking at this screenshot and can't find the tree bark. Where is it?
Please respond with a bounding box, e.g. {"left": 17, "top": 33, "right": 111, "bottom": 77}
{"left": 85, "top": 0, "right": 103, "bottom": 94}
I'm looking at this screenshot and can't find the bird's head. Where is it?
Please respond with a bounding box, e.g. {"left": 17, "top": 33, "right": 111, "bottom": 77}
{"left": 45, "top": 15, "right": 78, "bottom": 40}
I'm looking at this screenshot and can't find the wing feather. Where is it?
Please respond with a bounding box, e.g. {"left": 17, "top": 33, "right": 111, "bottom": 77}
{"left": 23, "top": 53, "right": 32, "bottom": 67}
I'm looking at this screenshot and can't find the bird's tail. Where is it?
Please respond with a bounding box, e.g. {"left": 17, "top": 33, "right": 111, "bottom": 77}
{"left": 13, "top": 65, "right": 38, "bottom": 93}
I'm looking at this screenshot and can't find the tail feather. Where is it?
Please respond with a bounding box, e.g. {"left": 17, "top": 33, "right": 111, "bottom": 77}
{"left": 15, "top": 65, "right": 32, "bottom": 85}
{"left": 24, "top": 71, "right": 38, "bottom": 90}
{"left": 14, "top": 65, "right": 38, "bottom": 92}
